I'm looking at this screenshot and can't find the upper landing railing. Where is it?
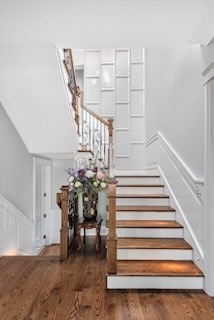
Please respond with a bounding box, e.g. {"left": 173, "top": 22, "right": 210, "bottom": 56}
{"left": 63, "top": 49, "right": 114, "bottom": 177}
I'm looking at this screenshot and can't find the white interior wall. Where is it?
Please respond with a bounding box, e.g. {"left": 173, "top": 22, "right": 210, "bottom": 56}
{"left": 145, "top": 45, "right": 204, "bottom": 178}
{"left": 73, "top": 47, "right": 146, "bottom": 170}
{"left": 0, "top": 103, "right": 33, "bottom": 217}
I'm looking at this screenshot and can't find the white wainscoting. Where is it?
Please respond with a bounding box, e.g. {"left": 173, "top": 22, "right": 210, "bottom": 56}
{"left": 145, "top": 132, "right": 204, "bottom": 271}
{"left": 0, "top": 195, "right": 34, "bottom": 255}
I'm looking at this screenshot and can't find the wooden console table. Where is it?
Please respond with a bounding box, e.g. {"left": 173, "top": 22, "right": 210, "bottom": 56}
{"left": 77, "top": 217, "right": 103, "bottom": 252}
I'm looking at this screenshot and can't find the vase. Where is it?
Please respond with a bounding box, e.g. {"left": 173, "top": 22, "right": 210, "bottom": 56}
{"left": 82, "top": 192, "right": 98, "bottom": 221}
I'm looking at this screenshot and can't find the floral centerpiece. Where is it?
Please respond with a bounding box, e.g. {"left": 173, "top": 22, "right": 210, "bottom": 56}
{"left": 67, "top": 157, "right": 108, "bottom": 196}
{"left": 66, "top": 157, "right": 108, "bottom": 220}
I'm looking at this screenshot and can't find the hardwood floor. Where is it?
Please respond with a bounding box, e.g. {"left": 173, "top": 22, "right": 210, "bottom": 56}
{"left": 0, "top": 237, "right": 214, "bottom": 320}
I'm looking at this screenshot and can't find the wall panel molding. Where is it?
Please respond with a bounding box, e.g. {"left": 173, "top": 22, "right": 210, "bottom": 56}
{"left": 0, "top": 194, "right": 34, "bottom": 255}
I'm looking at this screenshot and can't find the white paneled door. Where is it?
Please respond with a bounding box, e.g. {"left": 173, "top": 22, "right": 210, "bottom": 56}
{"left": 33, "top": 158, "right": 51, "bottom": 250}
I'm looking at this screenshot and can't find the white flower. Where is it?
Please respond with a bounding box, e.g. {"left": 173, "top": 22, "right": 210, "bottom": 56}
{"left": 93, "top": 181, "right": 98, "bottom": 187}
{"left": 74, "top": 181, "right": 82, "bottom": 188}
{"left": 68, "top": 176, "right": 74, "bottom": 183}
{"left": 85, "top": 170, "right": 95, "bottom": 178}
{"left": 100, "top": 182, "right": 106, "bottom": 189}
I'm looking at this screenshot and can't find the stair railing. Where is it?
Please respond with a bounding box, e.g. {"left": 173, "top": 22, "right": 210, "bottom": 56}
{"left": 61, "top": 49, "right": 117, "bottom": 270}
{"left": 63, "top": 48, "right": 114, "bottom": 177}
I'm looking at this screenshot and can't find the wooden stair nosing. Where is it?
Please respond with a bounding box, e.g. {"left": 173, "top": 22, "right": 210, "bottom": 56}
{"left": 107, "top": 220, "right": 183, "bottom": 228}
{"left": 117, "top": 238, "right": 192, "bottom": 249}
{"left": 115, "top": 260, "right": 204, "bottom": 277}
{"left": 107, "top": 205, "right": 176, "bottom": 212}
{"left": 117, "top": 184, "right": 165, "bottom": 187}
{"left": 116, "top": 194, "right": 169, "bottom": 199}
{"left": 116, "top": 175, "right": 160, "bottom": 178}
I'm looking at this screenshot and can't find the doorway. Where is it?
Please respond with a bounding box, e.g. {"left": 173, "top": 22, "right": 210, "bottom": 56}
{"left": 33, "top": 157, "right": 51, "bottom": 253}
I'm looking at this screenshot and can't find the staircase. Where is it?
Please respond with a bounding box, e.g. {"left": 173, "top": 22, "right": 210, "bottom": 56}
{"left": 106, "top": 173, "right": 204, "bottom": 289}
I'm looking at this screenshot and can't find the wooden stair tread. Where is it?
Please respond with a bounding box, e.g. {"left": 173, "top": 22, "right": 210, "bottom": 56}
{"left": 1, "top": 255, "right": 60, "bottom": 261}
{"left": 117, "top": 184, "right": 164, "bottom": 187}
{"left": 117, "top": 238, "right": 192, "bottom": 249}
{"left": 115, "top": 260, "right": 203, "bottom": 276}
{"left": 116, "top": 175, "right": 160, "bottom": 178}
{"left": 116, "top": 194, "right": 169, "bottom": 198}
{"left": 113, "top": 205, "right": 176, "bottom": 211}
{"left": 112, "top": 220, "right": 183, "bottom": 228}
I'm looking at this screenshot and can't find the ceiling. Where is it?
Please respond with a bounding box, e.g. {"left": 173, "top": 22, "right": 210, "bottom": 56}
{"left": 0, "top": 0, "right": 213, "bottom": 48}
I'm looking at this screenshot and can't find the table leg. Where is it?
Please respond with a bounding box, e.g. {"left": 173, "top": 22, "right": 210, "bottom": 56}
{"left": 95, "top": 225, "right": 101, "bottom": 252}
{"left": 77, "top": 226, "right": 81, "bottom": 251}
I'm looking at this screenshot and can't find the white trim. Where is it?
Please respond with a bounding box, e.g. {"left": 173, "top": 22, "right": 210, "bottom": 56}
{"left": 158, "top": 165, "right": 204, "bottom": 260}
{"left": 0, "top": 194, "right": 34, "bottom": 228}
{"left": 146, "top": 132, "right": 204, "bottom": 200}
{"left": 202, "top": 61, "right": 214, "bottom": 85}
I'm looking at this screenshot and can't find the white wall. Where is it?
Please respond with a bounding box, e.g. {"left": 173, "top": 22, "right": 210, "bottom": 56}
{"left": 0, "top": 103, "right": 34, "bottom": 254}
{"left": 0, "top": 44, "right": 79, "bottom": 155}
{"left": 145, "top": 44, "right": 204, "bottom": 178}
{"left": 73, "top": 47, "right": 146, "bottom": 170}
{"left": 0, "top": 103, "right": 33, "bottom": 217}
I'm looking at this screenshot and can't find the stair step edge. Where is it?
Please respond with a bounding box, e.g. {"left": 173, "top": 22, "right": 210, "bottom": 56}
{"left": 117, "top": 238, "right": 192, "bottom": 249}
{"left": 116, "top": 194, "right": 169, "bottom": 198}
{"left": 111, "top": 205, "right": 176, "bottom": 212}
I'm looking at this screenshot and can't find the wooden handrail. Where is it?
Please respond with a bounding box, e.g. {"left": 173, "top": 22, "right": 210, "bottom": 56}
{"left": 106, "top": 178, "right": 117, "bottom": 273}
{"left": 81, "top": 104, "right": 109, "bottom": 127}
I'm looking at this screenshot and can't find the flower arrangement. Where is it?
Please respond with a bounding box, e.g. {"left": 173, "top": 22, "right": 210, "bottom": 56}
{"left": 66, "top": 157, "right": 108, "bottom": 196}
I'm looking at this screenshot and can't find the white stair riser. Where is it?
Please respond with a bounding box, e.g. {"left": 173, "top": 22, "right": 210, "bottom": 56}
{"left": 116, "top": 228, "right": 183, "bottom": 238}
{"left": 107, "top": 276, "right": 204, "bottom": 289}
{"left": 112, "top": 211, "right": 176, "bottom": 220}
{"left": 117, "top": 248, "right": 193, "bottom": 260}
{"left": 116, "top": 177, "right": 160, "bottom": 184}
{"left": 117, "top": 186, "right": 164, "bottom": 194}
{"left": 116, "top": 198, "right": 169, "bottom": 206}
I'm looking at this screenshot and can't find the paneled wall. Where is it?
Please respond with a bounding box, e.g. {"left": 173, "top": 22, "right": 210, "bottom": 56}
{"left": 0, "top": 194, "right": 34, "bottom": 255}
{"left": 73, "top": 48, "right": 145, "bottom": 170}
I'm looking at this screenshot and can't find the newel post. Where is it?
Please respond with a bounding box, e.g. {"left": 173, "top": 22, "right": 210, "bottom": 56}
{"left": 59, "top": 185, "right": 69, "bottom": 261}
{"left": 107, "top": 178, "right": 117, "bottom": 273}
{"left": 108, "top": 118, "right": 114, "bottom": 178}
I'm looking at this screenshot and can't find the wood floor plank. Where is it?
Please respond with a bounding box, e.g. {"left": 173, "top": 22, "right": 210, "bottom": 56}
{"left": 0, "top": 240, "right": 213, "bottom": 320}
